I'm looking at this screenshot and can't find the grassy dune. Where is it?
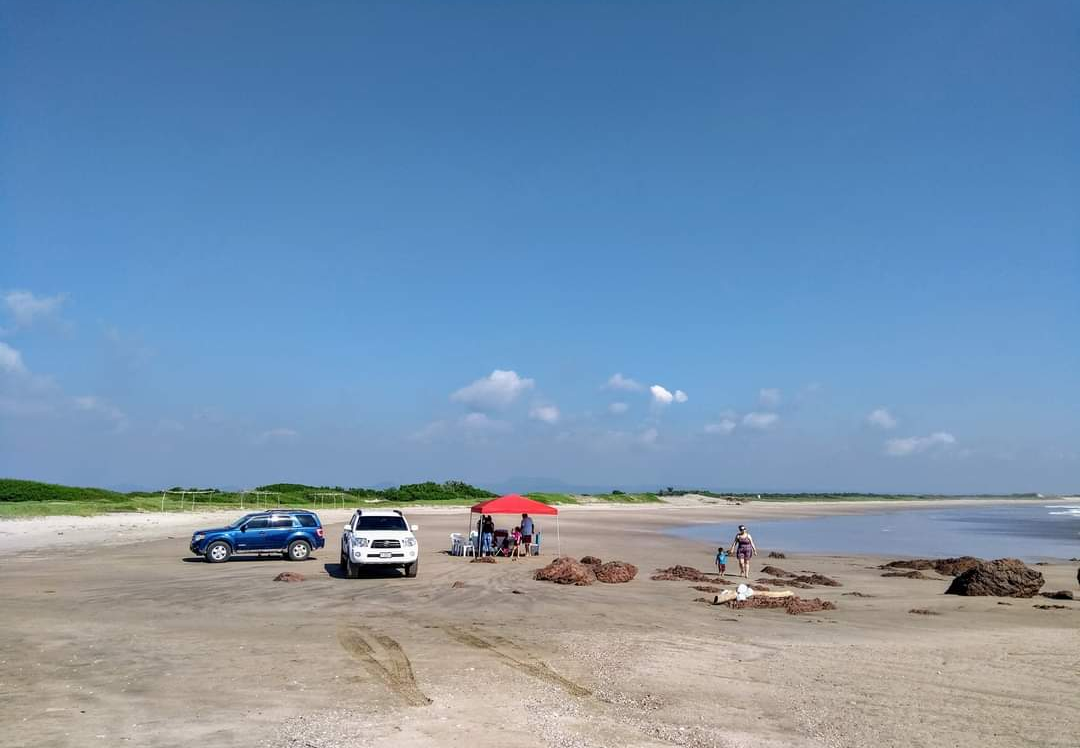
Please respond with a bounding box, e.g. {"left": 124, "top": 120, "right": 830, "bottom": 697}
{"left": 0, "top": 479, "right": 1043, "bottom": 519}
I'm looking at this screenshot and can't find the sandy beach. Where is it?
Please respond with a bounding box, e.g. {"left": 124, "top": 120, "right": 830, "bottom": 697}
{"left": 0, "top": 501, "right": 1077, "bottom": 748}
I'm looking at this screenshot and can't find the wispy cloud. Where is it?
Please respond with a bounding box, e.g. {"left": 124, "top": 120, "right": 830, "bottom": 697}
{"left": 0, "top": 341, "right": 27, "bottom": 375}
{"left": 154, "top": 419, "right": 185, "bottom": 433}
{"left": 451, "top": 369, "right": 534, "bottom": 411}
{"left": 885, "top": 432, "right": 955, "bottom": 457}
{"left": 608, "top": 401, "right": 629, "bottom": 414}
{"left": 409, "top": 420, "right": 447, "bottom": 442}
{"left": 743, "top": 412, "right": 779, "bottom": 430}
{"left": 73, "top": 395, "right": 129, "bottom": 433}
{"left": 1, "top": 290, "right": 69, "bottom": 334}
{"left": 255, "top": 427, "right": 299, "bottom": 445}
{"left": 461, "top": 412, "right": 511, "bottom": 433}
{"left": 605, "top": 373, "right": 643, "bottom": 392}
{"left": 704, "top": 419, "right": 736, "bottom": 435}
{"left": 638, "top": 427, "right": 659, "bottom": 445}
{"left": 529, "top": 404, "right": 560, "bottom": 424}
{"left": 867, "top": 407, "right": 897, "bottom": 430}
{"left": 758, "top": 388, "right": 781, "bottom": 408}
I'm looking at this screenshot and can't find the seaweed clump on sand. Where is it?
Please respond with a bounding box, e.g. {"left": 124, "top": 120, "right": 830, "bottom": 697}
{"left": 273, "top": 572, "right": 305, "bottom": 582}
{"left": 790, "top": 573, "right": 841, "bottom": 587}
{"left": 651, "top": 565, "right": 714, "bottom": 582}
{"left": 594, "top": 561, "right": 638, "bottom": 584}
{"left": 761, "top": 565, "right": 794, "bottom": 577}
{"left": 880, "top": 557, "right": 982, "bottom": 577}
{"left": 535, "top": 557, "right": 594, "bottom": 585}
{"left": 768, "top": 552, "right": 786, "bottom": 559}
{"left": 579, "top": 555, "right": 603, "bottom": 566}
{"left": 882, "top": 570, "right": 931, "bottom": 580}
{"left": 757, "top": 577, "right": 812, "bottom": 589}
{"left": 726, "top": 596, "right": 837, "bottom": 615}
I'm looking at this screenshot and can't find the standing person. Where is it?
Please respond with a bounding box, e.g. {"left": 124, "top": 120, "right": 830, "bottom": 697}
{"left": 520, "top": 513, "right": 534, "bottom": 556}
{"left": 510, "top": 526, "right": 523, "bottom": 560}
{"left": 716, "top": 547, "right": 728, "bottom": 578}
{"left": 728, "top": 525, "right": 757, "bottom": 579}
{"left": 481, "top": 514, "right": 494, "bottom": 556}
{"left": 475, "top": 514, "right": 484, "bottom": 555}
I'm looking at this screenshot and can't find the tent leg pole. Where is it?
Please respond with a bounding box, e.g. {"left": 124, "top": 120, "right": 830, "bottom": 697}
{"left": 557, "top": 515, "right": 561, "bottom": 557}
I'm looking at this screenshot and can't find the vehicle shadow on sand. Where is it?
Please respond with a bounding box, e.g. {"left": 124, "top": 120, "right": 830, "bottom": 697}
{"left": 180, "top": 555, "right": 321, "bottom": 564}
{"left": 323, "top": 562, "right": 406, "bottom": 579}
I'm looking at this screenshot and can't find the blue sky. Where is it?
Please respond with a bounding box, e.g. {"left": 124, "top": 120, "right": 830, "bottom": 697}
{"left": 2, "top": 1, "right": 1078, "bottom": 493}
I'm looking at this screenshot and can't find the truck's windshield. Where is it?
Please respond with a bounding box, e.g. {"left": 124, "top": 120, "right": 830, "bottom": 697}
{"left": 355, "top": 516, "right": 408, "bottom": 531}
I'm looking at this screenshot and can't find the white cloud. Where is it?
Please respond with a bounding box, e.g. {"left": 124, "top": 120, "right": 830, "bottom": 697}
{"left": 867, "top": 408, "right": 898, "bottom": 430}
{"left": 650, "top": 385, "right": 673, "bottom": 404}
{"left": 0, "top": 342, "right": 27, "bottom": 375}
{"left": 759, "top": 388, "right": 781, "bottom": 408}
{"left": 73, "top": 395, "right": 129, "bottom": 432}
{"left": 605, "top": 373, "right": 643, "bottom": 392}
{"left": 529, "top": 404, "right": 560, "bottom": 424}
{"left": 255, "top": 427, "right": 299, "bottom": 444}
{"left": 2, "top": 290, "right": 68, "bottom": 332}
{"left": 608, "top": 402, "right": 629, "bottom": 415}
{"left": 704, "top": 419, "right": 737, "bottom": 435}
{"left": 650, "top": 384, "right": 688, "bottom": 406}
{"left": 743, "top": 412, "right": 779, "bottom": 430}
{"left": 451, "top": 369, "right": 534, "bottom": 411}
{"left": 885, "top": 432, "right": 955, "bottom": 457}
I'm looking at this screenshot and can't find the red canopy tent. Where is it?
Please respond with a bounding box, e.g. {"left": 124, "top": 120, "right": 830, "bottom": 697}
{"left": 469, "top": 494, "right": 560, "bottom": 556}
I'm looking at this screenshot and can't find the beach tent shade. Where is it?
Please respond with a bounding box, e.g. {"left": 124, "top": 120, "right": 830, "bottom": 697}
{"left": 469, "top": 494, "right": 560, "bottom": 555}
{"left": 470, "top": 494, "right": 558, "bottom": 516}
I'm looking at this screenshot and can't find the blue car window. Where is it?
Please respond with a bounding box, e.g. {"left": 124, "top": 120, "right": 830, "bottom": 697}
{"left": 295, "top": 515, "right": 317, "bottom": 527}
{"left": 245, "top": 518, "right": 269, "bottom": 529}
{"left": 269, "top": 516, "right": 296, "bottom": 528}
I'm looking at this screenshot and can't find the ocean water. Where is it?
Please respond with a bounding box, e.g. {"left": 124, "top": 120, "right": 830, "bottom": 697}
{"left": 668, "top": 503, "right": 1080, "bottom": 562}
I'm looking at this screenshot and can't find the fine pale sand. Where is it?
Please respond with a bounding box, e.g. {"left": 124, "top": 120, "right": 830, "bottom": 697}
{"left": 0, "top": 502, "right": 1077, "bottom": 748}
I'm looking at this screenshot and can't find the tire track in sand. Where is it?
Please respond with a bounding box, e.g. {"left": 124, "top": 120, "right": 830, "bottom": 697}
{"left": 337, "top": 625, "right": 432, "bottom": 706}
{"left": 440, "top": 624, "right": 591, "bottom": 697}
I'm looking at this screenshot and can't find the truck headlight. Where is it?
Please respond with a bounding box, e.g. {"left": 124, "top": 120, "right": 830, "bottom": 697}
{"left": 353, "top": 537, "right": 370, "bottom": 548}
{"left": 193, "top": 534, "right": 205, "bottom": 542}
{"left": 402, "top": 538, "right": 416, "bottom": 547}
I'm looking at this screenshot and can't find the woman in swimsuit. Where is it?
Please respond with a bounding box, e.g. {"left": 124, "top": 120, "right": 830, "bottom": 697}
{"left": 728, "top": 525, "right": 757, "bottom": 579}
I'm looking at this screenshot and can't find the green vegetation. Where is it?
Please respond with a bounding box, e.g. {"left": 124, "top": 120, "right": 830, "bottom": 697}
{"left": 0, "top": 479, "right": 131, "bottom": 503}
{"left": 0, "top": 478, "right": 1046, "bottom": 519}
{"left": 522, "top": 492, "right": 580, "bottom": 505}
{"left": 0, "top": 478, "right": 498, "bottom": 518}
{"left": 525, "top": 492, "right": 661, "bottom": 505}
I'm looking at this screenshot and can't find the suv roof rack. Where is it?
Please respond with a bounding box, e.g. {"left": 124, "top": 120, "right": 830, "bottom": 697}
{"left": 393, "top": 509, "right": 403, "bottom": 516}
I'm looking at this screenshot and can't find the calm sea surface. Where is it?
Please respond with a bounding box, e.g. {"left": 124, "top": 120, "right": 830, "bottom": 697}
{"left": 668, "top": 503, "right": 1080, "bottom": 562}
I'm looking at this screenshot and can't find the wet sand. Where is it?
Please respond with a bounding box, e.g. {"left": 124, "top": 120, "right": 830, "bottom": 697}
{"left": 0, "top": 502, "right": 1077, "bottom": 747}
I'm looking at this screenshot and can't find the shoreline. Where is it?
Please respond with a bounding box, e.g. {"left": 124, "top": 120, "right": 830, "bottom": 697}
{"left": 0, "top": 496, "right": 1070, "bottom": 559}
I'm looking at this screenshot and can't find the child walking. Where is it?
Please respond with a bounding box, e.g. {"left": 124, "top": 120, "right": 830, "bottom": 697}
{"left": 716, "top": 547, "right": 728, "bottom": 577}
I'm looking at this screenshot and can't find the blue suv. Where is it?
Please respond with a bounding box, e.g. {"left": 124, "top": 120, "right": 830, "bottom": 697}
{"left": 190, "top": 510, "right": 325, "bottom": 563}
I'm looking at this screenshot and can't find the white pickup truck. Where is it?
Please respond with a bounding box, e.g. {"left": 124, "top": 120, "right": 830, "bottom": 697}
{"left": 340, "top": 509, "right": 419, "bottom": 578}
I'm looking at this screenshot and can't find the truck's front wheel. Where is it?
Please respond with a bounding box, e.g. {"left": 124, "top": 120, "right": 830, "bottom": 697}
{"left": 343, "top": 554, "right": 359, "bottom": 579}
{"left": 404, "top": 559, "right": 418, "bottom": 578}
